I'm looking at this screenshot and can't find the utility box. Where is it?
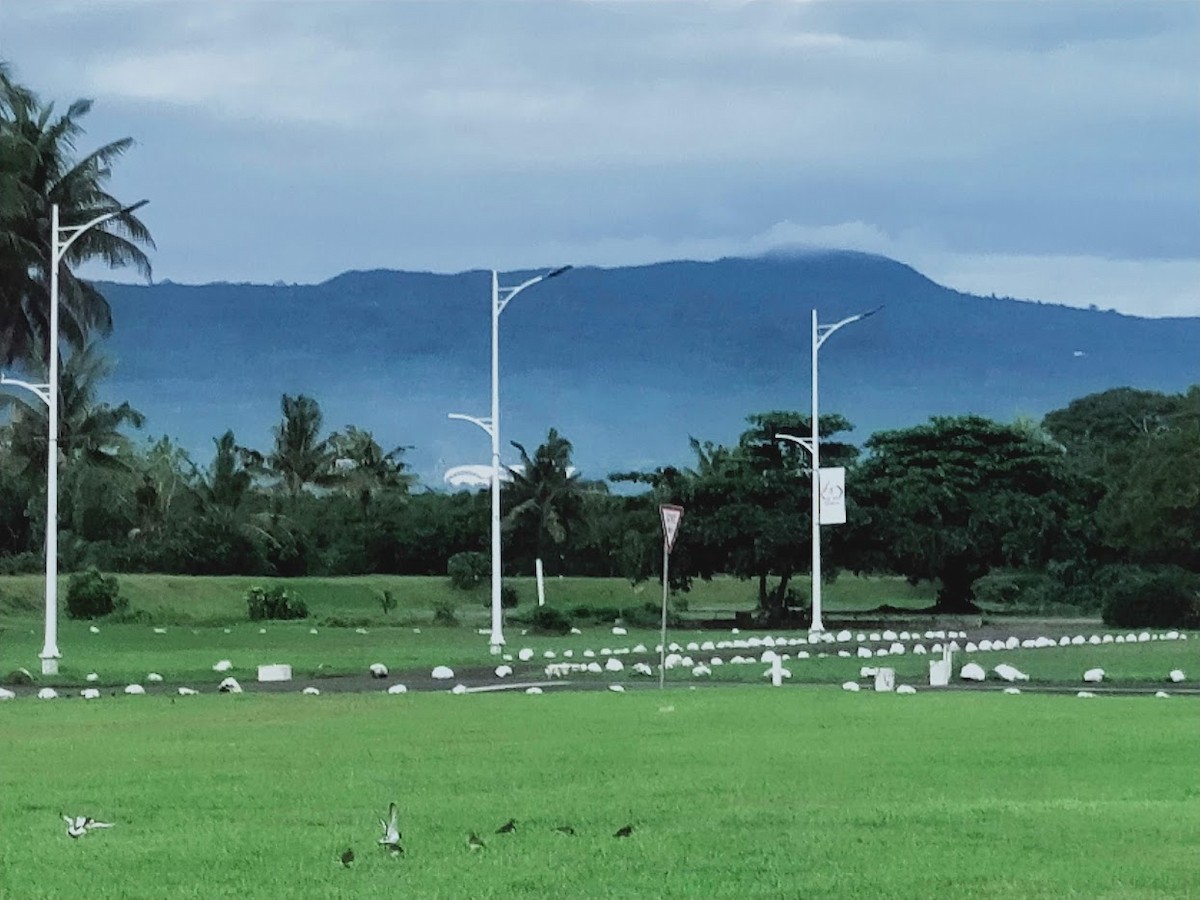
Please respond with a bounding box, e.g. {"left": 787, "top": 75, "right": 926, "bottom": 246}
{"left": 873, "top": 668, "right": 895, "bottom": 692}
{"left": 257, "top": 664, "right": 292, "bottom": 682}
{"left": 929, "top": 647, "right": 953, "bottom": 687}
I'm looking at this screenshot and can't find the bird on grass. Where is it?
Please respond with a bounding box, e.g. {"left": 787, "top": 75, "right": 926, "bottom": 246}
{"left": 340, "top": 848, "right": 355, "bottom": 868}
{"left": 553, "top": 825, "right": 576, "bottom": 836}
{"left": 63, "top": 815, "right": 113, "bottom": 839}
{"left": 613, "top": 824, "right": 634, "bottom": 838}
{"left": 496, "top": 818, "right": 517, "bottom": 834}
{"left": 378, "top": 802, "right": 403, "bottom": 856}
{"left": 467, "top": 831, "right": 485, "bottom": 852}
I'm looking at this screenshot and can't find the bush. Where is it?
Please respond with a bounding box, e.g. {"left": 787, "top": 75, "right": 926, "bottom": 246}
{"left": 66, "top": 568, "right": 126, "bottom": 619}
{"left": 1101, "top": 567, "right": 1200, "bottom": 629}
{"left": 431, "top": 597, "right": 459, "bottom": 627}
{"left": 245, "top": 585, "right": 309, "bottom": 621}
{"left": 974, "top": 570, "right": 1061, "bottom": 608}
{"left": 447, "top": 551, "right": 489, "bottom": 590}
{"left": 529, "top": 606, "right": 572, "bottom": 636}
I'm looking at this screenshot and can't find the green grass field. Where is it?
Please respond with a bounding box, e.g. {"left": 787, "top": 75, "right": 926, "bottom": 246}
{"left": 1, "top": 689, "right": 1197, "bottom": 899}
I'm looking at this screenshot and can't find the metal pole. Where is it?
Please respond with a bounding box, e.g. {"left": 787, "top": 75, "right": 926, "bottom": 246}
{"left": 659, "top": 535, "right": 669, "bottom": 690}
{"left": 810, "top": 308, "right": 824, "bottom": 635}
{"left": 489, "top": 269, "right": 504, "bottom": 653}
{"left": 40, "top": 204, "right": 61, "bottom": 675}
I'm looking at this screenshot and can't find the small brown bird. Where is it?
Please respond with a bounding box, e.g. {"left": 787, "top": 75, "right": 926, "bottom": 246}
{"left": 468, "top": 831, "right": 485, "bottom": 851}
{"left": 553, "top": 825, "right": 576, "bottom": 836}
{"left": 614, "top": 824, "right": 634, "bottom": 838}
{"left": 496, "top": 819, "right": 516, "bottom": 834}
{"left": 340, "top": 848, "right": 355, "bottom": 867}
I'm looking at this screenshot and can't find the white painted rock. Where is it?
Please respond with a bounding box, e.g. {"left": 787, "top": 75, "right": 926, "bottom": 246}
{"left": 1154, "top": 691, "right": 1170, "bottom": 699}
{"left": 605, "top": 658, "right": 624, "bottom": 672}
{"left": 355, "top": 628, "right": 368, "bottom": 635}
{"left": 494, "top": 665, "right": 513, "bottom": 678}
{"left": 518, "top": 648, "right": 534, "bottom": 661}
{"left": 1003, "top": 687, "right": 1022, "bottom": 695}
{"left": 86, "top": 673, "right": 99, "bottom": 683}
{"left": 1076, "top": 691, "right": 1097, "bottom": 698}
{"left": 959, "top": 663, "right": 986, "bottom": 682}
{"left": 212, "top": 660, "right": 233, "bottom": 673}
{"left": 992, "top": 664, "right": 1029, "bottom": 683}
{"left": 386, "top": 684, "right": 408, "bottom": 694}
{"left": 153, "top": 628, "right": 167, "bottom": 635}
{"left": 37, "top": 688, "right": 59, "bottom": 700}
{"left": 0, "top": 687, "right": 16, "bottom": 700}
{"left": 570, "top": 627, "right": 582, "bottom": 634}
{"left": 88, "top": 625, "right": 100, "bottom": 634}
{"left": 369, "top": 663, "right": 389, "bottom": 678}
{"left": 1083, "top": 668, "right": 1105, "bottom": 683}
{"left": 525, "top": 687, "right": 543, "bottom": 694}
{"left": 146, "top": 673, "right": 164, "bottom": 683}
{"left": 607, "top": 684, "right": 625, "bottom": 693}
{"left": 451, "top": 684, "right": 468, "bottom": 695}
{"left": 309, "top": 628, "right": 319, "bottom": 635}
{"left": 124, "top": 684, "right": 146, "bottom": 695}
{"left": 218, "top": 677, "right": 242, "bottom": 693}
{"left": 841, "top": 681, "right": 861, "bottom": 692}
{"left": 1169, "top": 670, "right": 1185, "bottom": 683}
{"left": 81, "top": 688, "right": 101, "bottom": 700}
{"left": 632, "top": 644, "right": 648, "bottom": 653}
{"left": 692, "top": 665, "right": 711, "bottom": 677}
{"left": 586, "top": 662, "right": 602, "bottom": 674}
{"left": 543, "top": 650, "right": 556, "bottom": 659}
{"left": 302, "top": 686, "right": 320, "bottom": 696}
{"left": 177, "top": 687, "right": 198, "bottom": 696}
{"left": 895, "top": 685, "right": 917, "bottom": 695}
{"left": 612, "top": 627, "right": 627, "bottom": 636}
{"left": 258, "top": 628, "right": 267, "bottom": 635}
{"left": 431, "top": 666, "right": 454, "bottom": 680}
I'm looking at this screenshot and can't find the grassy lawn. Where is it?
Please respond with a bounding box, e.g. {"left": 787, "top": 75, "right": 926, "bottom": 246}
{"left": 1, "top": 688, "right": 1196, "bottom": 899}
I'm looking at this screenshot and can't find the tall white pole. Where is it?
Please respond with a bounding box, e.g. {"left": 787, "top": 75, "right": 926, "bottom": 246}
{"left": 489, "top": 269, "right": 504, "bottom": 653}
{"left": 659, "top": 535, "right": 669, "bottom": 690}
{"left": 40, "top": 204, "right": 61, "bottom": 675}
{"left": 809, "top": 308, "right": 824, "bottom": 634}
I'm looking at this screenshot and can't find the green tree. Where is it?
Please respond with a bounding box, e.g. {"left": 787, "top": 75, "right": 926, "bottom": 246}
{"left": 853, "top": 415, "right": 1079, "bottom": 612}
{"left": 0, "top": 64, "right": 153, "bottom": 365}
{"left": 261, "top": 394, "right": 335, "bottom": 497}
{"left": 328, "top": 425, "right": 414, "bottom": 515}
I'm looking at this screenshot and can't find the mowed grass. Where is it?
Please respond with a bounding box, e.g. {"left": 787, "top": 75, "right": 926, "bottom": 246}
{"left": 1, "top": 689, "right": 1197, "bottom": 899}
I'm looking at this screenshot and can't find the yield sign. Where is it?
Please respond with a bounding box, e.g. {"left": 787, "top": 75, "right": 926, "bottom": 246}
{"left": 660, "top": 504, "right": 684, "bottom": 552}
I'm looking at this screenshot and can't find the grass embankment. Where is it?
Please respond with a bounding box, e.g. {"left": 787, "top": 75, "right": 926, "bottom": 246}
{"left": 1, "top": 689, "right": 1197, "bottom": 899}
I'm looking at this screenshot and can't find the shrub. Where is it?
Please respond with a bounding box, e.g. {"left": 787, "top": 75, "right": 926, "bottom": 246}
{"left": 447, "top": 551, "right": 489, "bottom": 590}
{"left": 501, "top": 584, "right": 519, "bottom": 610}
{"left": 1101, "top": 567, "right": 1200, "bottom": 629}
{"left": 431, "top": 597, "right": 459, "bottom": 627}
{"left": 3, "top": 668, "right": 34, "bottom": 686}
{"left": 66, "top": 568, "right": 126, "bottom": 619}
{"left": 245, "top": 585, "right": 309, "bottom": 621}
{"left": 529, "top": 606, "right": 572, "bottom": 636}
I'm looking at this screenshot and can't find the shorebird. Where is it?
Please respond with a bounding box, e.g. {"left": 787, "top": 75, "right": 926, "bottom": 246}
{"left": 613, "top": 824, "right": 634, "bottom": 838}
{"left": 496, "top": 818, "right": 516, "bottom": 834}
{"left": 63, "top": 815, "right": 113, "bottom": 839}
{"left": 467, "top": 831, "right": 485, "bottom": 852}
{"left": 378, "top": 803, "right": 403, "bottom": 855}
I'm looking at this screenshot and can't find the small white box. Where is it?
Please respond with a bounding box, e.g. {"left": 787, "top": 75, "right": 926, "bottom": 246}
{"left": 257, "top": 663, "right": 292, "bottom": 682}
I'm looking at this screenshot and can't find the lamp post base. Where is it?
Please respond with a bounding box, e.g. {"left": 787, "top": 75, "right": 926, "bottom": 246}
{"left": 490, "top": 643, "right": 504, "bottom": 656}
{"left": 40, "top": 657, "right": 59, "bottom": 676}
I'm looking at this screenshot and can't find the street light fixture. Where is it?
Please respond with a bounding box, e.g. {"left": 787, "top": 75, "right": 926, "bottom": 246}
{"left": 0, "top": 200, "right": 148, "bottom": 675}
{"left": 450, "top": 265, "right": 572, "bottom": 653}
{"left": 776, "top": 305, "right": 880, "bottom": 636}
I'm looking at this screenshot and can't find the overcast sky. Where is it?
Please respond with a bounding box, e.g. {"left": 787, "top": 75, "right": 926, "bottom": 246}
{"left": 3, "top": 0, "right": 1198, "bottom": 316}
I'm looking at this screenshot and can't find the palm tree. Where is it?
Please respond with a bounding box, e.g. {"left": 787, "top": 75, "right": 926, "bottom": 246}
{"left": 264, "top": 394, "right": 335, "bottom": 497}
{"left": 504, "top": 428, "right": 597, "bottom": 576}
{"left": 0, "top": 64, "right": 153, "bottom": 365}
{"left": 328, "top": 425, "right": 415, "bottom": 516}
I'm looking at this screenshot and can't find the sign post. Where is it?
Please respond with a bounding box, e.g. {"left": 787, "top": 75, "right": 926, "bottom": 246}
{"left": 659, "top": 504, "right": 684, "bottom": 689}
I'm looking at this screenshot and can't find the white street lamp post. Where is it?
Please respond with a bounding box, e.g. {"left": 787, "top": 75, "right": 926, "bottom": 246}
{"left": 450, "top": 265, "right": 571, "bottom": 653}
{"left": 0, "top": 200, "right": 147, "bottom": 675}
{"left": 776, "top": 306, "right": 879, "bottom": 636}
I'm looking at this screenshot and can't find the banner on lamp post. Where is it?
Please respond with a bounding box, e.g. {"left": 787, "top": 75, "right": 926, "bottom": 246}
{"left": 660, "top": 504, "right": 684, "bottom": 552}
{"left": 658, "top": 504, "right": 683, "bottom": 689}
{"left": 818, "top": 467, "right": 846, "bottom": 525}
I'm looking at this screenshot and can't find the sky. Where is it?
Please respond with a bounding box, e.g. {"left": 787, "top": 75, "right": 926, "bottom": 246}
{"left": 2, "top": 0, "right": 1198, "bottom": 317}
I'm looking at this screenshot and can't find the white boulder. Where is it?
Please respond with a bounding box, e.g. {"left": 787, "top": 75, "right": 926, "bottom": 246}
{"left": 37, "top": 688, "right": 59, "bottom": 700}
{"left": 81, "top": 688, "right": 101, "bottom": 700}
{"left": 992, "top": 664, "right": 1029, "bottom": 683}
{"left": 959, "top": 663, "right": 986, "bottom": 682}
{"left": 124, "top": 684, "right": 146, "bottom": 695}
{"left": 1083, "top": 668, "right": 1105, "bottom": 683}
{"left": 841, "top": 681, "right": 861, "bottom": 692}
{"left": 177, "top": 687, "right": 198, "bottom": 696}
{"left": 1169, "top": 670, "right": 1185, "bottom": 683}
{"left": 369, "top": 663, "right": 389, "bottom": 678}
{"left": 218, "top": 677, "right": 242, "bottom": 693}
{"left": 386, "top": 683, "right": 408, "bottom": 694}
{"left": 212, "top": 660, "right": 233, "bottom": 673}
{"left": 431, "top": 665, "right": 454, "bottom": 679}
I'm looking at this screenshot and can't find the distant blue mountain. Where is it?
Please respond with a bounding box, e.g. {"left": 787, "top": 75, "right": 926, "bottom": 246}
{"left": 93, "top": 251, "right": 1199, "bottom": 487}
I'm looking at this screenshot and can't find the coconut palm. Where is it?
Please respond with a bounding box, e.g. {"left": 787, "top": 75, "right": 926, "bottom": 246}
{"left": 0, "top": 65, "right": 153, "bottom": 365}
{"left": 328, "top": 425, "right": 414, "bottom": 515}
{"left": 264, "top": 394, "right": 336, "bottom": 497}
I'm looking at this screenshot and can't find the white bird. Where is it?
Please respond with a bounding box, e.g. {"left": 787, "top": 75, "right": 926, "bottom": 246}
{"left": 378, "top": 802, "right": 402, "bottom": 854}
{"left": 369, "top": 663, "right": 389, "bottom": 679}
{"left": 63, "top": 815, "right": 113, "bottom": 839}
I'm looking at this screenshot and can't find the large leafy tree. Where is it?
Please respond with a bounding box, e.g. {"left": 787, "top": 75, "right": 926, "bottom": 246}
{"left": 852, "top": 415, "right": 1080, "bottom": 612}
{"left": 0, "top": 63, "right": 153, "bottom": 365}
{"left": 616, "top": 411, "right": 859, "bottom": 625}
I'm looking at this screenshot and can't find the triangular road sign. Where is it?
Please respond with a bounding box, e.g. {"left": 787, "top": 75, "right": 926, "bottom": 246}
{"left": 660, "top": 504, "right": 684, "bottom": 552}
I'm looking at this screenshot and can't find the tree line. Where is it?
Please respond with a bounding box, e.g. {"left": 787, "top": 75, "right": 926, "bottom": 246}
{"left": 3, "top": 63, "right": 1197, "bottom": 627}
